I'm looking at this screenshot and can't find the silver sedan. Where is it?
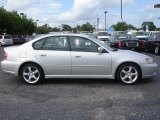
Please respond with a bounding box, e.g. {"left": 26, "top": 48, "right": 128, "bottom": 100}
{"left": 1, "top": 34, "right": 157, "bottom": 85}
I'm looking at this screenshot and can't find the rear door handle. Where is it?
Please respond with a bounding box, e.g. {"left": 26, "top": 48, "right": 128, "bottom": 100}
{"left": 40, "top": 54, "right": 46, "bottom": 57}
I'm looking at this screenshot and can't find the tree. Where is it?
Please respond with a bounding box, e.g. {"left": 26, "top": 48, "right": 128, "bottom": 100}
{"left": 141, "top": 22, "right": 157, "bottom": 31}
{"left": 112, "top": 22, "right": 137, "bottom": 31}
{"left": 61, "top": 24, "right": 72, "bottom": 31}
{"left": 112, "top": 22, "right": 127, "bottom": 31}
{"left": 52, "top": 27, "right": 60, "bottom": 32}
{"left": 80, "top": 22, "right": 94, "bottom": 32}
{"left": 37, "top": 24, "right": 50, "bottom": 34}
{"left": 0, "top": 7, "right": 36, "bottom": 35}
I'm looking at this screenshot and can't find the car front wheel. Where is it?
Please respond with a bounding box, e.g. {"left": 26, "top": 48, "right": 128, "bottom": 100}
{"left": 117, "top": 63, "right": 141, "bottom": 85}
{"left": 20, "top": 63, "right": 44, "bottom": 85}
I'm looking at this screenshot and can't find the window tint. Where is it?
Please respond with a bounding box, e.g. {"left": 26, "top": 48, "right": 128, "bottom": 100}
{"left": 0, "top": 36, "right": 2, "bottom": 39}
{"left": 33, "top": 36, "right": 69, "bottom": 51}
{"left": 33, "top": 39, "right": 45, "bottom": 50}
{"left": 69, "top": 37, "right": 99, "bottom": 52}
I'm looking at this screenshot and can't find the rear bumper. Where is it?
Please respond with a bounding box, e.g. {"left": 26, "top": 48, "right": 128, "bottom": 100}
{"left": 119, "top": 47, "right": 145, "bottom": 51}
{"left": 1, "top": 41, "right": 13, "bottom": 45}
{"left": 140, "top": 63, "right": 157, "bottom": 78}
{"left": 1, "top": 60, "right": 20, "bottom": 76}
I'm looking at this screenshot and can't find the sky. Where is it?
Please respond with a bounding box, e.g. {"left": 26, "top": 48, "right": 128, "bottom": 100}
{"left": 0, "top": 0, "right": 160, "bottom": 29}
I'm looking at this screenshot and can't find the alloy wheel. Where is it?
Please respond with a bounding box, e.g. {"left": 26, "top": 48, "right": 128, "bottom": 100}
{"left": 120, "top": 66, "right": 138, "bottom": 84}
{"left": 23, "top": 66, "right": 40, "bottom": 84}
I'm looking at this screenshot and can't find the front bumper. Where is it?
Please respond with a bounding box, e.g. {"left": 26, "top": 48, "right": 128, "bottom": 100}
{"left": 141, "top": 63, "right": 157, "bottom": 78}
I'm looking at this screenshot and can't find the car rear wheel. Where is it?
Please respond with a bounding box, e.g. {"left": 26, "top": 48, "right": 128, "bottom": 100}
{"left": 117, "top": 63, "right": 141, "bottom": 85}
{"left": 20, "top": 63, "right": 44, "bottom": 85}
{"left": 154, "top": 45, "right": 159, "bottom": 55}
{"left": 0, "top": 43, "right": 2, "bottom": 47}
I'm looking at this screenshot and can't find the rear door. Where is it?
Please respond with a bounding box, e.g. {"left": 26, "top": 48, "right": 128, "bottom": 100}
{"left": 35, "top": 36, "right": 71, "bottom": 75}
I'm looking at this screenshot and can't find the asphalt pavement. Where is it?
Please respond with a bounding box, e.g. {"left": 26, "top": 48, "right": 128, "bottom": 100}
{"left": 0, "top": 47, "right": 160, "bottom": 120}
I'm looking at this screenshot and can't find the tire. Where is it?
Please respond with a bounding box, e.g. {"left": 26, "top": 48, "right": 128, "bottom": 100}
{"left": 0, "top": 43, "right": 2, "bottom": 47}
{"left": 154, "top": 45, "right": 159, "bottom": 55}
{"left": 116, "top": 63, "right": 141, "bottom": 85}
{"left": 20, "top": 63, "right": 44, "bottom": 85}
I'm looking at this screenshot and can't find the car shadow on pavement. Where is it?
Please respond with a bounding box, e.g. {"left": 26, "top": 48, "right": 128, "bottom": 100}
{"left": 43, "top": 78, "right": 118, "bottom": 85}
{"left": 41, "top": 78, "right": 155, "bottom": 86}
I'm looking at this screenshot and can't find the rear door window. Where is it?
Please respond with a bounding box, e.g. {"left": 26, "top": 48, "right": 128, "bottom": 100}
{"left": 33, "top": 36, "right": 69, "bottom": 51}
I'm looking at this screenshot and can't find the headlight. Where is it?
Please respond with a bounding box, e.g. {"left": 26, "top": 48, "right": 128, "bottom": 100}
{"left": 146, "top": 58, "right": 153, "bottom": 64}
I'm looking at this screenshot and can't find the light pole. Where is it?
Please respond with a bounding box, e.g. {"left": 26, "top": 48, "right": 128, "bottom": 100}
{"left": 154, "top": 4, "right": 160, "bottom": 8}
{"left": 121, "top": 0, "right": 123, "bottom": 21}
{"left": 20, "top": 13, "right": 24, "bottom": 18}
{"left": 104, "top": 11, "right": 107, "bottom": 31}
{"left": 97, "top": 18, "right": 100, "bottom": 32}
{"left": 36, "top": 19, "right": 39, "bottom": 26}
{"left": 154, "top": 4, "right": 160, "bottom": 28}
{"left": 36, "top": 20, "right": 39, "bottom": 34}
{"left": 120, "top": 0, "right": 123, "bottom": 31}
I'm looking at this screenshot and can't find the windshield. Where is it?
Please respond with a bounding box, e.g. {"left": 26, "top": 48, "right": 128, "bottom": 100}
{"left": 97, "top": 32, "right": 109, "bottom": 36}
{"left": 116, "top": 32, "right": 127, "bottom": 35}
{"left": 116, "top": 34, "right": 136, "bottom": 40}
{"left": 4, "top": 35, "right": 12, "bottom": 39}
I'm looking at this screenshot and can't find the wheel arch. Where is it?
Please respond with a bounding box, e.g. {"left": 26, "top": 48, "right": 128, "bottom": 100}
{"left": 18, "top": 61, "right": 45, "bottom": 76}
{"left": 154, "top": 42, "right": 159, "bottom": 46}
{"left": 115, "top": 62, "right": 142, "bottom": 79}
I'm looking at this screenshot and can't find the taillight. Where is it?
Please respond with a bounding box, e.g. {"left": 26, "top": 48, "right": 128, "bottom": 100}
{"left": 3, "top": 51, "right": 8, "bottom": 60}
{"left": 118, "top": 41, "right": 122, "bottom": 48}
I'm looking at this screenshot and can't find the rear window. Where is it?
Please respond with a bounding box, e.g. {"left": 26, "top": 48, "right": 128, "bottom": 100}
{"left": 4, "top": 36, "right": 12, "bottom": 39}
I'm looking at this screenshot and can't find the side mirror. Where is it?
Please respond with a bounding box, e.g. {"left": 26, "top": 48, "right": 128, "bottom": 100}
{"left": 98, "top": 47, "right": 104, "bottom": 53}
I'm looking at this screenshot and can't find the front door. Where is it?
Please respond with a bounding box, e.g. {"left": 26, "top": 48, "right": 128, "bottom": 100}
{"left": 69, "top": 36, "right": 112, "bottom": 76}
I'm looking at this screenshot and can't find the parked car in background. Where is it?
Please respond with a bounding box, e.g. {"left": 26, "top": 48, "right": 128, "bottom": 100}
{"left": 109, "top": 34, "right": 146, "bottom": 51}
{"left": 23, "top": 35, "right": 32, "bottom": 42}
{"left": 130, "top": 31, "right": 148, "bottom": 40}
{"left": 81, "top": 33, "right": 97, "bottom": 39}
{"left": 0, "top": 35, "right": 13, "bottom": 47}
{"left": 146, "top": 33, "right": 160, "bottom": 55}
{"left": 17, "top": 35, "right": 25, "bottom": 44}
{"left": 114, "top": 31, "right": 127, "bottom": 35}
{"left": 1, "top": 34, "right": 157, "bottom": 85}
{"left": 96, "top": 31, "right": 111, "bottom": 44}
{"left": 12, "top": 35, "right": 21, "bottom": 44}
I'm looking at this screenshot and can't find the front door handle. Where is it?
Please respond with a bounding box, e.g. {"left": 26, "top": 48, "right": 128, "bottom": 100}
{"left": 75, "top": 55, "right": 81, "bottom": 58}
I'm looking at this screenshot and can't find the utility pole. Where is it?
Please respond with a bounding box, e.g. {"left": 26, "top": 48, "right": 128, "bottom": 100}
{"left": 121, "top": 0, "right": 123, "bottom": 31}
{"left": 97, "top": 13, "right": 100, "bottom": 32}
{"left": 104, "top": 11, "right": 107, "bottom": 31}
